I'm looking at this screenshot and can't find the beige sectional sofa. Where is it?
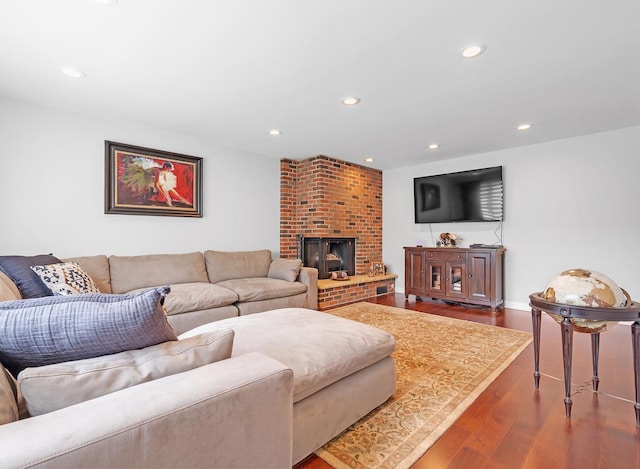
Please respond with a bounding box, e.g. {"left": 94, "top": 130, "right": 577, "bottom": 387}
{"left": 64, "top": 249, "right": 318, "bottom": 334}
{"left": 0, "top": 251, "right": 396, "bottom": 468}
{"left": 1, "top": 350, "right": 296, "bottom": 468}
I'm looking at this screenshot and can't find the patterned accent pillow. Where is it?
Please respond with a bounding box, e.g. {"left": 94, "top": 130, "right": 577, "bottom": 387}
{"left": 0, "top": 287, "right": 177, "bottom": 376}
{"left": 30, "top": 261, "right": 101, "bottom": 295}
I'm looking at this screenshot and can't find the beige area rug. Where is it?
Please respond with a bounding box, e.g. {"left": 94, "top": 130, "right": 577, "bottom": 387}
{"left": 315, "top": 302, "right": 532, "bottom": 469}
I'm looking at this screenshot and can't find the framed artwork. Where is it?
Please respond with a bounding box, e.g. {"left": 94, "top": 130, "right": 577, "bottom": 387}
{"left": 104, "top": 141, "right": 202, "bottom": 217}
{"left": 373, "top": 262, "right": 385, "bottom": 276}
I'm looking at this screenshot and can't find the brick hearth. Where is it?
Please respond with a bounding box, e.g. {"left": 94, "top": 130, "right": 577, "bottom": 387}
{"left": 317, "top": 274, "right": 397, "bottom": 310}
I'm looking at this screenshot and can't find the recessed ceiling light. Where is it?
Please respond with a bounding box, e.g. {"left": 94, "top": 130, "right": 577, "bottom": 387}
{"left": 428, "top": 144, "right": 440, "bottom": 150}
{"left": 60, "top": 67, "right": 86, "bottom": 78}
{"left": 364, "top": 157, "right": 375, "bottom": 163}
{"left": 517, "top": 123, "right": 532, "bottom": 131}
{"left": 93, "top": 0, "right": 118, "bottom": 6}
{"left": 341, "top": 97, "right": 360, "bottom": 106}
{"left": 269, "top": 129, "right": 281, "bottom": 136}
{"left": 460, "top": 44, "right": 487, "bottom": 59}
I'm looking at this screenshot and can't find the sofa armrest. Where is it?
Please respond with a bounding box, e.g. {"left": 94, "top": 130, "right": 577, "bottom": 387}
{"left": 0, "top": 353, "right": 293, "bottom": 469}
{"left": 298, "top": 266, "right": 318, "bottom": 310}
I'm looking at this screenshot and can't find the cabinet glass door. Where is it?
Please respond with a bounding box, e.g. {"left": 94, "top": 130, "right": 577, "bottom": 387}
{"left": 427, "top": 262, "right": 444, "bottom": 295}
{"left": 445, "top": 262, "right": 466, "bottom": 298}
{"left": 451, "top": 266, "right": 462, "bottom": 292}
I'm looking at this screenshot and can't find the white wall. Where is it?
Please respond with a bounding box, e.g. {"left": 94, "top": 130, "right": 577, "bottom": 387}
{"left": 0, "top": 98, "right": 281, "bottom": 257}
{"left": 3, "top": 98, "right": 638, "bottom": 308}
{"left": 383, "top": 126, "right": 640, "bottom": 310}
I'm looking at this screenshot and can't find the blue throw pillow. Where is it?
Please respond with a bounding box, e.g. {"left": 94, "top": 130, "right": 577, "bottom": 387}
{"left": 0, "top": 287, "right": 177, "bottom": 376}
{"left": 0, "top": 254, "right": 61, "bottom": 299}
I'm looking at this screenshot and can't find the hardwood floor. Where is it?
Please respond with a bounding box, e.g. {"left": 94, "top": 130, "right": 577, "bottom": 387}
{"left": 295, "top": 293, "right": 640, "bottom": 469}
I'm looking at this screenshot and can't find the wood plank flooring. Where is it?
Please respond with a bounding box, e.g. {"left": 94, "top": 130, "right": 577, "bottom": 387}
{"left": 294, "top": 294, "right": 640, "bottom": 469}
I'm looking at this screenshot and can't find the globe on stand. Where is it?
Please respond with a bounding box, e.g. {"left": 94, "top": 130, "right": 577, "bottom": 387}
{"left": 541, "top": 268, "right": 628, "bottom": 333}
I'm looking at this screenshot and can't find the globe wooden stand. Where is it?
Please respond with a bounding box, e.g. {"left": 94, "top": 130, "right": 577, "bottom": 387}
{"left": 529, "top": 292, "right": 640, "bottom": 424}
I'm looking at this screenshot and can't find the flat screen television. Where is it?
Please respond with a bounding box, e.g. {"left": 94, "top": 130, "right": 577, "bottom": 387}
{"left": 414, "top": 166, "right": 503, "bottom": 223}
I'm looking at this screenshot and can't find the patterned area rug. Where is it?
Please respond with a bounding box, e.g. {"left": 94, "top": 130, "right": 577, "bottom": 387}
{"left": 315, "top": 302, "right": 532, "bottom": 469}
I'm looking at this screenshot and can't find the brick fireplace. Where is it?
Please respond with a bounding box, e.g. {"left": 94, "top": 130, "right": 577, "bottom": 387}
{"left": 280, "top": 155, "right": 382, "bottom": 273}
{"left": 280, "top": 156, "right": 395, "bottom": 309}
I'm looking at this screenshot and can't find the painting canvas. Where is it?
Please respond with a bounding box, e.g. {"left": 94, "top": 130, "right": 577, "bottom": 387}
{"left": 105, "top": 141, "right": 202, "bottom": 217}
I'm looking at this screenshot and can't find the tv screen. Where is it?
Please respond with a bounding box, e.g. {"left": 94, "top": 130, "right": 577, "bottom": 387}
{"left": 414, "top": 166, "right": 503, "bottom": 223}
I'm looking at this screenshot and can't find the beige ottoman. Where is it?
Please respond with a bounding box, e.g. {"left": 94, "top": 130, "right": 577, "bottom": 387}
{"left": 181, "top": 307, "right": 396, "bottom": 464}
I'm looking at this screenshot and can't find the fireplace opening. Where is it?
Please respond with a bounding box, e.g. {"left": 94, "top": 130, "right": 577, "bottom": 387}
{"left": 301, "top": 237, "right": 356, "bottom": 280}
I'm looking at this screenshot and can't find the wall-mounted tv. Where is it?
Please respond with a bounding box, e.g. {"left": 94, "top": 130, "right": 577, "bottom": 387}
{"left": 414, "top": 166, "right": 503, "bottom": 223}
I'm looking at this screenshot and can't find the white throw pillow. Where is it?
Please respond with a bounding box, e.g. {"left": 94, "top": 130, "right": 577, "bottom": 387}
{"left": 18, "top": 328, "right": 234, "bottom": 416}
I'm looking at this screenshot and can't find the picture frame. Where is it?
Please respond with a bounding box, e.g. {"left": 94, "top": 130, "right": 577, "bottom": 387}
{"left": 373, "top": 262, "right": 385, "bottom": 276}
{"left": 105, "top": 141, "right": 202, "bottom": 217}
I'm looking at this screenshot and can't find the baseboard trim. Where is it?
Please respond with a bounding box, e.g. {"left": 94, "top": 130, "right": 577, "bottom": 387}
{"left": 505, "top": 300, "right": 529, "bottom": 311}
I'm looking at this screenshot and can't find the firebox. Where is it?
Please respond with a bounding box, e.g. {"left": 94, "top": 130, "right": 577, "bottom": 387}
{"left": 301, "top": 237, "right": 356, "bottom": 280}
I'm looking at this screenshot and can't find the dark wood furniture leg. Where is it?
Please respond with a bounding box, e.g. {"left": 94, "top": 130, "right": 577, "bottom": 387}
{"left": 530, "top": 293, "right": 640, "bottom": 424}
{"left": 632, "top": 321, "right": 640, "bottom": 425}
{"left": 532, "top": 307, "right": 541, "bottom": 388}
{"left": 591, "top": 333, "right": 600, "bottom": 391}
{"left": 560, "top": 317, "right": 574, "bottom": 417}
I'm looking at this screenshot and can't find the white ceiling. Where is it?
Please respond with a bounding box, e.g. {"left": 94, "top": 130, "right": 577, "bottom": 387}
{"left": 1, "top": 0, "right": 638, "bottom": 170}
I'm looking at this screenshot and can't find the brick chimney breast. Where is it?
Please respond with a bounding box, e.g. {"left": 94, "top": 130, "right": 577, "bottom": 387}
{"left": 280, "top": 156, "right": 382, "bottom": 275}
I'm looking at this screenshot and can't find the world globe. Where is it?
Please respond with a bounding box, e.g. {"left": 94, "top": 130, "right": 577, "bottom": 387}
{"left": 541, "top": 268, "right": 628, "bottom": 334}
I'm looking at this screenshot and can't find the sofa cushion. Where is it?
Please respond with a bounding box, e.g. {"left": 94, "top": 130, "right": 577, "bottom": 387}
{"left": 0, "top": 254, "right": 61, "bottom": 299}
{"left": 109, "top": 252, "right": 208, "bottom": 294}
{"left": 217, "top": 278, "right": 307, "bottom": 303}
{"left": 181, "top": 308, "right": 395, "bottom": 403}
{"left": 204, "top": 250, "right": 272, "bottom": 283}
{"left": 268, "top": 258, "right": 302, "bottom": 282}
{"left": 63, "top": 255, "right": 112, "bottom": 293}
{"left": 30, "top": 261, "right": 101, "bottom": 295}
{"left": 0, "top": 365, "right": 18, "bottom": 425}
{"left": 19, "top": 328, "right": 234, "bottom": 416}
{"left": 128, "top": 282, "right": 238, "bottom": 315}
{"left": 0, "top": 272, "right": 21, "bottom": 302}
{"left": 0, "top": 287, "right": 177, "bottom": 376}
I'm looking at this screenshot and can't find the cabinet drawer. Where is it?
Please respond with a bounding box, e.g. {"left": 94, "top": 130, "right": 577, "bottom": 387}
{"left": 426, "top": 250, "right": 466, "bottom": 262}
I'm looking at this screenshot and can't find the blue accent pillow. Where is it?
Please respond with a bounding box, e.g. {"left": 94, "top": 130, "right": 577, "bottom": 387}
{"left": 0, "top": 254, "right": 61, "bottom": 299}
{"left": 0, "top": 287, "right": 177, "bottom": 376}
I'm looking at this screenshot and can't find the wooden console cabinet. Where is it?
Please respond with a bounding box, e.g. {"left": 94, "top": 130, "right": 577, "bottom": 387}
{"left": 404, "top": 246, "right": 505, "bottom": 311}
